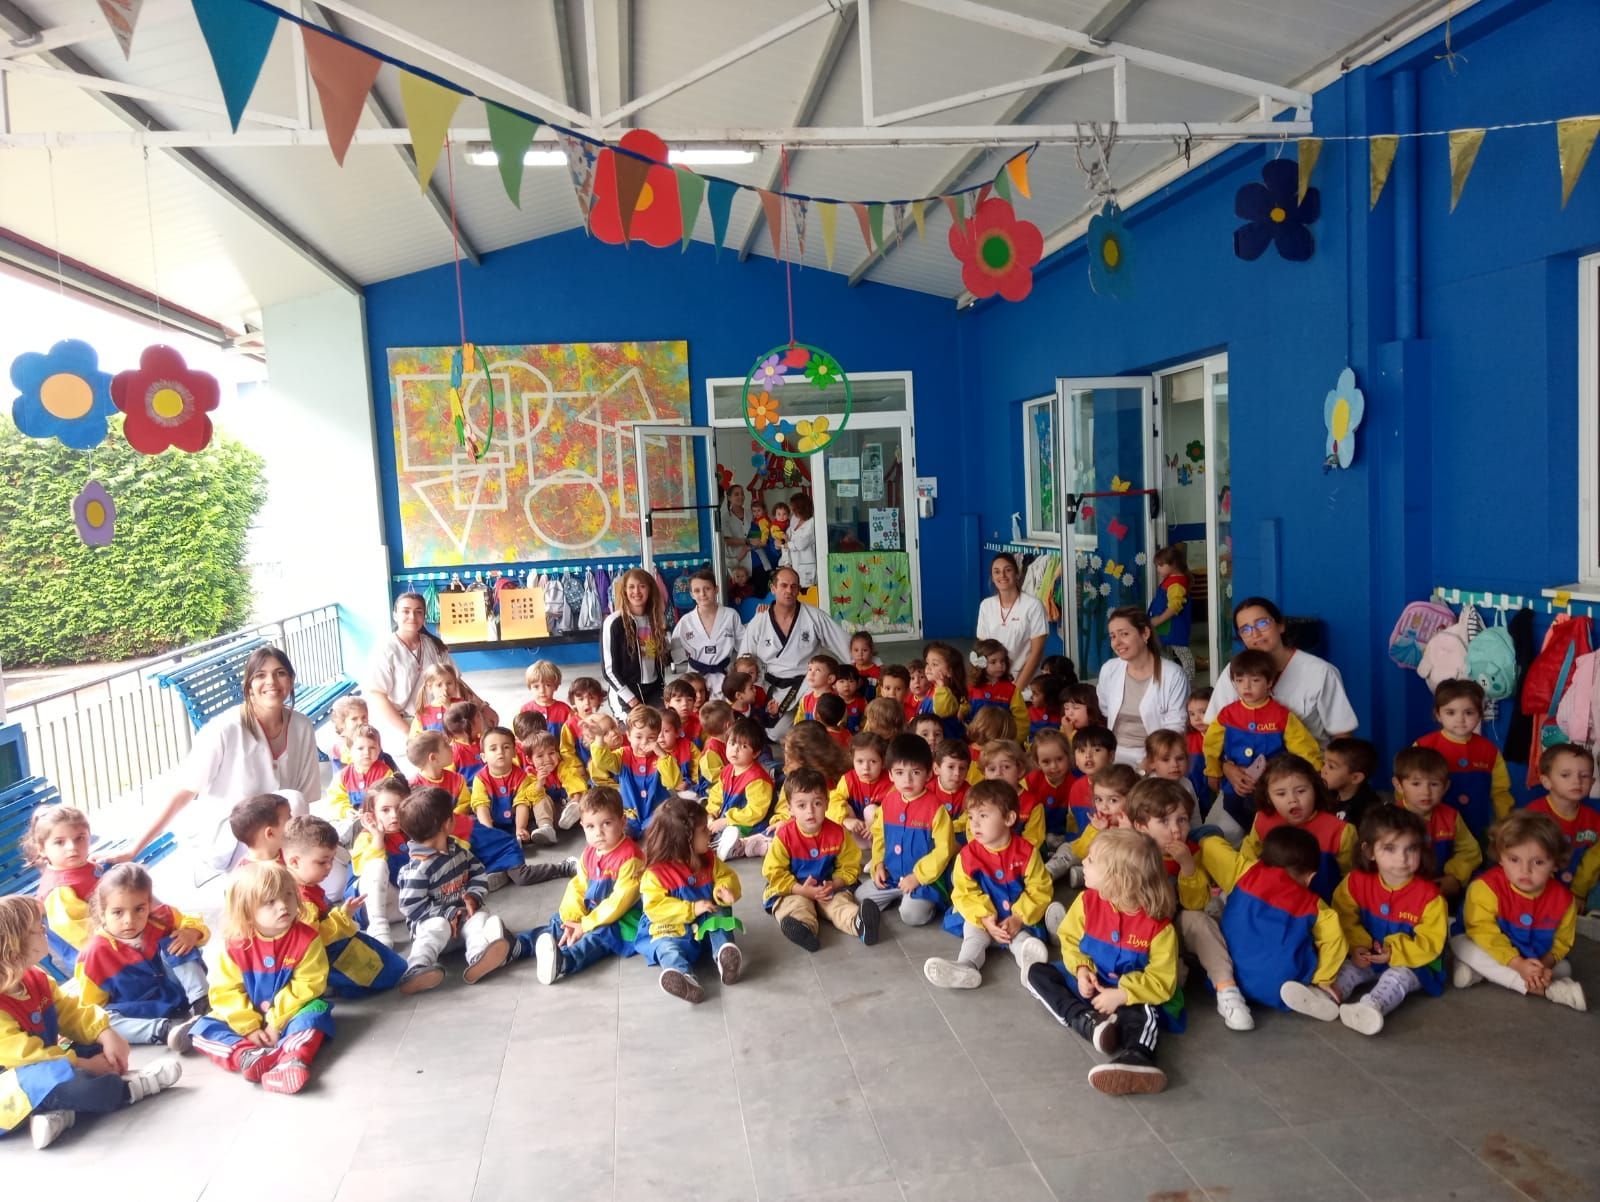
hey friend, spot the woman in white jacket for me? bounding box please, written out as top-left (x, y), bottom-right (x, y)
top-left (779, 492), bottom-right (818, 597)
top-left (1096, 606), bottom-right (1190, 766)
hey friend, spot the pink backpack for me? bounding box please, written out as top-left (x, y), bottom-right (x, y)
top-left (1389, 600), bottom-right (1456, 671)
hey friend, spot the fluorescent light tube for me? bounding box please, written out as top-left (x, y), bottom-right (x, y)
top-left (464, 144), bottom-right (757, 168)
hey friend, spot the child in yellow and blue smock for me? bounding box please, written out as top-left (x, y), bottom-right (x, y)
top-left (593, 707), bottom-right (682, 839)
top-left (967, 638), bottom-right (1029, 741)
top-left (477, 726), bottom-right (555, 844)
top-left (706, 717), bottom-right (777, 861)
top-left (1413, 679), bottom-right (1514, 843)
top-left (191, 861), bottom-right (334, 1096)
top-left (1237, 755), bottom-right (1354, 903)
top-left (1527, 743), bottom-right (1600, 906)
top-left (409, 729), bottom-right (537, 878)
top-left (916, 643), bottom-right (971, 741)
top-left (534, 788), bottom-right (644, 984)
top-left (1391, 746), bottom-right (1481, 905)
top-left (283, 817), bottom-right (406, 999)
top-left (763, 768), bottom-right (877, 952)
top-left (1204, 649), bottom-right (1322, 831)
top-left (25, 804), bottom-right (98, 977)
top-left (637, 797), bottom-right (743, 1004)
top-left (854, 735), bottom-right (954, 928)
top-left (0, 896), bottom-right (183, 1150)
top-left (72, 864), bottom-right (209, 1052)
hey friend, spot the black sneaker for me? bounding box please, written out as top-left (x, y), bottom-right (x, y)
top-left (780, 916), bottom-right (821, 953)
top-left (1087, 1048), bottom-right (1167, 1096)
top-left (856, 897), bottom-right (881, 946)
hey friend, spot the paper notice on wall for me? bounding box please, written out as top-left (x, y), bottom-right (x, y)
top-left (861, 467), bottom-right (884, 501)
top-left (869, 507), bottom-right (901, 550)
top-left (862, 443), bottom-right (883, 472)
top-left (829, 455), bottom-right (860, 481)
top-left (836, 482), bottom-right (860, 498)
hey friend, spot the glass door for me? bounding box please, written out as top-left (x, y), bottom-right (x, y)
top-left (1204, 363), bottom-right (1232, 680)
top-left (1055, 377), bottom-right (1156, 679)
top-left (811, 416), bottom-right (921, 637)
top-left (631, 424), bottom-right (720, 579)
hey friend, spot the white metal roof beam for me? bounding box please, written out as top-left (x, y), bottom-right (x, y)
top-left (306, 3), bottom-right (479, 267)
top-left (596, 1), bottom-right (842, 128)
top-left (738, 2), bottom-right (857, 262)
top-left (896, 0), bottom-right (1311, 110)
top-left (0, 0), bottom-right (359, 295)
top-left (0, 0), bottom-right (183, 60)
top-left (0, 57), bottom-right (303, 128)
top-left (311, 0), bottom-right (592, 128)
top-left (872, 57), bottom-right (1116, 128)
top-left (550, 0), bottom-right (581, 111)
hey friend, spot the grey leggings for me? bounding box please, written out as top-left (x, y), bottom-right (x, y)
top-left (854, 879), bottom-right (939, 926)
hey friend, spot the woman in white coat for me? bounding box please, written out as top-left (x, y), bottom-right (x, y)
top-left (1096, 606), bottom-right (1190, 766)
top-left (779, 492), bottom-right (818, 600)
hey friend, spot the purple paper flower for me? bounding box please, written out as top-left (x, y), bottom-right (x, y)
top-left (73, 479), bottom-right (116, 546)
top-left (753, 353), bottom-right (786, 391)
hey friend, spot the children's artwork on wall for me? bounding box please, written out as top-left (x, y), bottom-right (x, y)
top-left (1022, 395), bottom-right (1057, 540)
top-left (829, 551), bottom-right (912, 633)
top-left (387, 340), bottom-right (695, 567)
top-left (1086, 202), bottom-right (1132, 299)
top-left (1107, 517), bottom-right (1128, 540)
top-left (72, 479), bottom-right (116, 546)
top-left (1233, 157), bottom-right (1320, 262)
top-left (948, 197), bottom-right (1043, 302)
top-left (868, 507), bottom-right (901, 550)
top-left (1322, 366), bottom-right (1366, 471)
top-left (111, 344), bottom-right (219, 454)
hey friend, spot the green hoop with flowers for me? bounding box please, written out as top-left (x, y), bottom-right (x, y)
top-left (740, 342), bottom-right (851, 458)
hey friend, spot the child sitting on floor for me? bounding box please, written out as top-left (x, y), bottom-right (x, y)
top-left (850, 631), bottom-right (882, 699)
top-left (1024, 830), bottom-right (1179, 1095)
top-left (833, 665), bottom-right (867, 733)
top-left (980, 739), bottom-right (1043, 845)
top-left (580, 712), bottom-right (624, 788)
top-left (410, 729), bottom-right (554, 887)
top-left (350, 777), bottom-right (411, 948)
top-left (232, 793), bottom-right (291, 865)
top-left (26, 803), bottom-right (98, 976)
top-left (191, 860), bottom-right (333, 1096)
top-left (663, 678), bottom-right (703, 746)
top-left (863, 697), bottom-right (905, 741)
top-left (796, 654), bottom-right (841, 724)
top-left (855, 734), bottom-right (954, 929)
top-left (638, 796), bottom-right (743, 1004)
top-left (924, 780), bottom-right (1050, 990)
top-left (444, 701), bottom-right (484, 785)
top-left (0, 895), bottom-right (181, 1150)
top-left (658, 706), bottom-right (700, 794)
top-left (877, 663), bottom-right (910, 713)
top-left (706, 718), bottom-right (776, 861)
top-left (283, 816), bottom-right (407, 1000)
top-left (1413, 678), bottom-right (1514, 844)
top-left (327, 694), bottom-right (369, 768)
top-left (763, 768), bottom-right (880, 952)
top-left (562, 676), bottom-right (608, 786)
top-left (594, 706), bottom-right (683, 838)
top-left (1144, 729), bottom-right (1200, 817)
top-left (524, 730), bottom-right (582, 833)
top-left (1450, 811), bottom-right (1586, 1011)
top-left (409, 662), bottom-right (467, 734)
top-left (697, 700), bottom-right (734, 788)
top-left (73, 864), bottom-right (209, 1053)
top-left (809, 692), bottom-right (850, 753)
top-left (1185, 689), bottom-right (1212, 807)
top-left (323, 724), bottom-right (401, 836)
top-left (1205, 649), bottom-right (1322, 835)
top-left (1391, 745), bottom-right (1481, 904)
top-left (534, 788), bottom-right (644, 985)
top-left (1526, 743), bottom-right (1600, 906)
top-left (1239, 755), bottom-right (1355, 903)
top-left (521, 659), bottom-right (573, 729)
top-left (1067, 726), bottom-right (1116, 837)
top-left (967, 638), bottom-right (1029, 742)
top-left (1321, 736), bottom-right (1383, 831)
top-left (1026, 728), bottom-right (1077, 852)
top-left (830, 732), bottom-right (892, 842)
top-left (475, 725), bottom-right (553, 845)
top-left (931, 737), bottom-right (972, 839)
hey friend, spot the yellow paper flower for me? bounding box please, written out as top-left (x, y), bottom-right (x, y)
top-left (747, 391), bottom-right (780, 431)
top-left (796, 416), bottom-right (831, 452)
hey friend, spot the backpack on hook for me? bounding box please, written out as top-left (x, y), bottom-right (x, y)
top-left (1388, 600), bottom-right (1456, 671)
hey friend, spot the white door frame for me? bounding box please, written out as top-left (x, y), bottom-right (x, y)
top-left (630, 423), bottom-right (724, 580)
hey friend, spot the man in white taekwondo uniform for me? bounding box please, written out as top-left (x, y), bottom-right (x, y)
top-left (738, 567), bottom-right (853, 738)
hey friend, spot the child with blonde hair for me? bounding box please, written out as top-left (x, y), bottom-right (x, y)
top-left (1025, 829), bottom-right (1178, 1095)
top-left (534, 788), bottom-right (644, 985)
top-left (521, 659), bottom-right (572, 728)
top-left (863, 697), bottom-right (905, 740)
top-left (965, 707), bottom-right (1015, 778)
top-left (763, 768), bottom-right (879, 952)
top-left (191, 860), bottom-right (334, 1095)
top-left (0, 895), bottom-right (181, 1150)
top-left (323, 723), bottom-right (401, 832)
top-left (1450, 812), bottom-right (1586, 1011)
top-left (924, 781), bottom-right (1049, 989)
top-left (580, 711), bottom-right (624, 788)
top-left (696, 700), bottom-right (734, 787)
top-left (1144, 728), bottom-right (1200, 817)
top-left (771, 720), bottom-right (852, 828)
top-left (74, 864), bottom-right (209, 1053)
top-left (328, 694), bottom-right (379, 768)
top-left (410, 661), bottom-right (468, 733)
top-left (639, 797), bottom-right (743, 1003)
top-left (26, 803), bottom-right (97, 976)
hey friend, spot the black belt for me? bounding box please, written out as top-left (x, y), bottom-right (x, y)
top-left (688, 656), bottom-right (729, 676)
top-left (767, 673), bottom-right (803, 689)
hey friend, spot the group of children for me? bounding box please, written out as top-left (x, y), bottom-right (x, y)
top-left (5, 639), bottom-right (1596, 1149)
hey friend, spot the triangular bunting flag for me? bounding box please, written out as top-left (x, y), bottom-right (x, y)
top-left (976, 182), bottom-right (993, 208)
top-left (706, 178), bottom-right (736, 256)
top-left (791, 198), bottom-right (808, 260)
top-left (851, 202), bottom-right (874, 253)
top-left (556, 134), bottom-right (597, 228)
top-left (1006, 154), bottom-right (1031, 199)
top-left (399, 72), bottom-right (465, 192)
top-left (1369, 135), bottom-right (1398, 209)
top-left (191, 0), bottom-right (280, 132)
top-left (612, 147), bottom-right (652, 241)
top-left (911, 199), bottom-right (926, 239)
top-left (1297, 138), bottom-right (1322, 203)
top-left (820, 202), bottom-right (838, 268)
top-left (891, 202), bottom-right (907, 247)
top-left (302, 27), bottom-right (380, 168)
top-left (1448, 128), bottom-right (1485, 213)
top-left (942, 195), bottom-right (962, 227)
top-left (485, 103), bottom-right (539, 206)
top-left (676, 168), bottom-right (706, 250)
top-left (758, 190), bottom-right (784, 259)
top-left (993, 168), bottom-right (1013, 203)
top-left (868, 202), bottom-right (885, 251)
top-left (97, 0), bottom-right (144, 59)
top-left (1558, 116), bottom-right (1600, 208)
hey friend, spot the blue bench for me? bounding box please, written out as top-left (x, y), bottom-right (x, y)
top-left (154, 637), bottom-right (358, 753)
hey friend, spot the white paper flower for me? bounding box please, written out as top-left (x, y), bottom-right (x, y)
top-left (1135, 551), bottom-right (1147, 566)
top-left (1122, 573), bottom-right (1135, 587)
top-left (1076, 553), bottom-right (1088, 569)
top-left (1090, 555), bottom-right (1102, 570)
top-left (1099, 583), bottom-right (1110, 596)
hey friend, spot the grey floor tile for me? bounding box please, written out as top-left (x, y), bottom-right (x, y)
top-left (897, 1159), bottom-right (1057, 1202)
top-left (870, 1090), bottom-right (1027, 1179)
top-left (996, 1081), bottom-right (1158, 1159)
top-left (1299, 1113), bottom-right (1508, 1201)
top-left (1225, 1038), bottom-right (1411, 1126)
top-left (354, 1087), bottom-right (494, 1168)
top-left (1035, 1144), bottom-right (1205, 1202)
top-left (742, 1086), bottom-right (896, 1198)
top-left (334, 1156), bottom-right (481, 1202)
top-left (767, 1184), bottom-right (904, 1202)
top-left (1166, 1128), bottom-right (1366, 1202)
top-left (475, 1135), bottom-right (616, 1202)
top-left (1128, 1052), bottom-right (1287, 1142)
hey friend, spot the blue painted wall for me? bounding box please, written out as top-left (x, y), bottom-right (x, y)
top-left (363, 227), bottom-right (968, 664)
top-left (954, 0), bottom-right (1600, 770)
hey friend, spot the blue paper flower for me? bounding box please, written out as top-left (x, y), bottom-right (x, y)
top-left (9, 339), bottom-right (116, 449)
top-left (1086, 202), bottom-right (1132, 298)
top-left (1234, 158), bottom-right (1319, 262)
top-left (1323, 367), bottom-right (1366, 470)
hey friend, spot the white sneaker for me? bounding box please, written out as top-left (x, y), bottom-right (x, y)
top-left (1215, 986), bottom-right (1255, 1031)
top-left (1065, 865), bottom-right (1086, 889)
top-left (1014, 934), bottom-right (1048, 982)
top-left (923, 957), bottom-right (982, 989)
top-left (1546, 977), bottom-right (1588, 1012)
top-left (166, 1013), bottom-right (202, 1054)
top-left (485, 871), bottom-right (510, 892)
top-left (1279, 980), bottom-right (1339, 1022)
top-left (714, 827), bottom-right (741, 861)
top-left (534, 932), bottom-right (561, 985)
top-left (1044, 902), bottom-right (1067, 945)
top-left (558, 800), bottom-right (583, 829)
top-left (533, 825), bottom-right (559, 846)
top-left (1451, 960), bottom-right (1483, 990)
top-left (125, 1056), bottom-right (183, 1102)
top-left (30, 1110), bottom-right (75, 1149)
top-left (1338, 1001), bottom-right (1385, 1035)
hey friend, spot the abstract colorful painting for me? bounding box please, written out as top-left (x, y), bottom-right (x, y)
top-left (387, 341), bottom-right (696, 567)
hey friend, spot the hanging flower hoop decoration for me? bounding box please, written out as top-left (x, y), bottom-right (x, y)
top-left (1234, 157), bottom-right (1320, 262)
top-left (10, 339), bottom-right (117, 449)
top-left (449, 342), bottom-right (497, 461)
top-left (1086, 201), bottom-right (1132, 299)
top-left (741, 342), bottom-right (851, 458)
top-left (948, 197), bottom-right (1043, 302)
top-left (111, 344), bottom-right (218, 454)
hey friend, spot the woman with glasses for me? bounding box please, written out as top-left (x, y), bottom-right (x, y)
top-left (1203, 597), bottom-right (1358, 794)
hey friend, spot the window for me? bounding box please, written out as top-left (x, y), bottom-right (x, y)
top-left (1582, 253), bottom-right (1600, 586)
top-left (1021, 395), bottom-right (1058, 541)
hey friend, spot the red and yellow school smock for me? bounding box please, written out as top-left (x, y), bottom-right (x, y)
top-left (1413, 730), bottom-right (1514, 841)
top-left (351, 827), bottom-right (410, 885)
top-left (698, 738), bottom-right (728, 792)
top-left (1013, 786), bottom-right (1047, 847)
top-left (37, 862), bottom-right (99, 974)
top-left (1397, 800), bottom-right (1482, 889)
top-left (471, 765), bottom-right (546, 833)
top-left (297, 883), bottom-right (406, 997)
top-left (918, 685), bottom-right (969, 741)
top-left (1331, 870), bottom-right (1447, 994)
top-left (969, 680), bottom-right (1028, 742)
top-left (942, 834), bottom-right (1051, 938)
top-left (664, 733), bottom-right (700, 793)
top-left (871, 790), bottom-right (954, 907)
top-left (615, 748), bottom-right (683, 836)
top-left (1241, 810), bottom-right (1354, 903)
top-left (1026, 769), bottom-right (1077, 840)
top-left (706, 763), bottom-right (776, 835)
top-left (1056, 889), bottom-right (1179, 1006)
top-left (558, 838), bottom-right (644, 955)
top-left (1526, 796), bottom-right (1600, 902)
top-left (325, 761), bottom-right (402, 819)
top-left (762, 818), bottom-right (861, 909)
top-left (411, 768), bottom-right (473, 815)
top-left (1, 969), bottom-right (112, 1134)
top-left (1066, 775), bottom-right (1097, 838)
top-left (829, 770), bottom-right (893, 825)
top-left (73, 903), bottom-right (209, 1016)
top-left (1204, 698), bottom-right (1322, 820)
top-left (638, 856), bottom-right (741, 941)
top-left (1460, 865), bottom-right (1576, 965)
top-left (931, 779), bottom-right (969, 836)
top-left (190, 921), bottom-right (334, 1054)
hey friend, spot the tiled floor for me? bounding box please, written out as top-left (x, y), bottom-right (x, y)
top-left (7, 665), bottom-right (1598, 1200)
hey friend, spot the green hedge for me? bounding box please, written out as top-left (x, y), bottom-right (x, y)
top-left (0, 416), bottom-right (267, 667)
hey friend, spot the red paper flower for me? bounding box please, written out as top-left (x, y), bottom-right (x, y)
top-left (948, 197), bottom-right (1043, 302)
top-left (589, 129), bottom-right (683, 247)
top-left (111, 344), bottom-right (219, 454)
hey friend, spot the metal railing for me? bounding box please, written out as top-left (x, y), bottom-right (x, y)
top-left (6, 605), bottom-right (346, 816)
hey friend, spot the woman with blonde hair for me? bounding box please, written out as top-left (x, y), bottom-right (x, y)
top-left (601, 567), bottom-right (671, 715)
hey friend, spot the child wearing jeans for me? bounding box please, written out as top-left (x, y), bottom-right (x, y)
top-left (535, 788), bottom-right (644, 985)
top-left (763, 768), bottom-right (881, 952)
top-left (924, 781), bottom-right (1050, 989)
top-left (1450, 812), bottom-right (1586, 1011)
top-left (638, 796), bottom-right (744, 1004)
top-left (0, 896), bottom-right (181, 1150)
top-left (1024, 830), bottom-right (1178, 1095)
